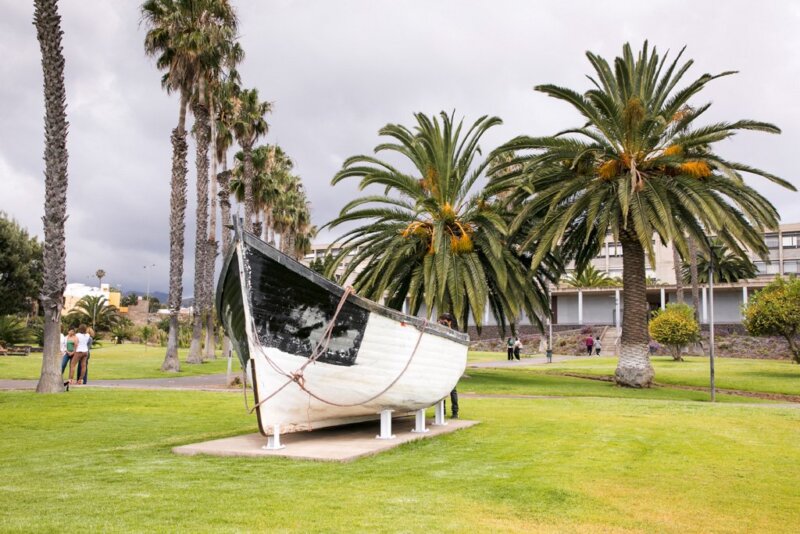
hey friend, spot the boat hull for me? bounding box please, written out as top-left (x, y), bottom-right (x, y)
top-left (216, 226), bottom-right (469, 435)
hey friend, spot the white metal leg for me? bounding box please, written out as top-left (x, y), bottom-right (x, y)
top-left (433, 399), bottom-right (448, 426)
top-left (263, 424), bottom-right (285, 450)
top-left (376, 409), bottom-right (395, 439)
top-left (411, 408), bottom-right (429, 433)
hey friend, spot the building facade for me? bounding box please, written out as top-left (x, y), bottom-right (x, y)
top-left (553, 222), bottom-right (800, 327)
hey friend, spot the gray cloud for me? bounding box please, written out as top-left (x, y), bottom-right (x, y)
top-left (1, 0), bottom-right (798, 294)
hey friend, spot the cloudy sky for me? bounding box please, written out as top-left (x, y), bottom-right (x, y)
top-left (1, 0), bottom-right (798, 295)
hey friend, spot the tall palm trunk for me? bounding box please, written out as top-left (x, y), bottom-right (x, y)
top-left (187, 99), bottom-right (210, 364)
top-left (162, 94), bottom-right (189, 372)
top-left (243, 141), bottom-right (255, 232)
top-left (203, 100), bottom-right (218, 360)
top-left (614, 229), bottom-right (654, 387)
top-left (217, 162), bottom-right (233, 360)
top-left (688, 235), bottom-right (701, 322)
top-left (34, 0), bottom-right (68, 393)
top-left (265, 209), bottom-right (274, 244)
top-left (672, 243), bottom-right (684, 303)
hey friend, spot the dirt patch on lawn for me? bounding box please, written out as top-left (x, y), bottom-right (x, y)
top-left (557, 372), bottom-right (800, 403)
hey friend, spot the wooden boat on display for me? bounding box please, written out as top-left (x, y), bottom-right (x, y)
top-left (215, 223), bottom-right (469, 436)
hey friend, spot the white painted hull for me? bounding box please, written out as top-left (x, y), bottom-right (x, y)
top-left (216, 225), bottom-right (470, 436)
top-left (250, 313), bottom-right (468, 434)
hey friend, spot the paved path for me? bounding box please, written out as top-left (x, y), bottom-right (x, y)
top-left (0, 356), bottom-right (580, 391)
top-left (0, 373), bottom-right (234, 392)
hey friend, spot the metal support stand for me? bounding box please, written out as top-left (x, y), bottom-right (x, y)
top-left (411, 408), bottom-right (429, 433)
top-left (263, 424), bottom-right (285, 450)
top-left (376, 409), bottom-right (395, 439)
top-left (433, 399), bottom-right (448, 426)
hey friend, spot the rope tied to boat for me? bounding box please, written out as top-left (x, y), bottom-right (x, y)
top-left (246, 285), bottom-right (428, 414)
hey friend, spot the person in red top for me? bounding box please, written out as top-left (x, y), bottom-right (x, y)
top-left (584, 335), bottom-right (594, 356)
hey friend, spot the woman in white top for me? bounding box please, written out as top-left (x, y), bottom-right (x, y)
top-left (70, 324), bottom-right (91, 385)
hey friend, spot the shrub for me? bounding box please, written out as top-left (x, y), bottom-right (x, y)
top-left (744, 276), bottom-right (800, 363)
top-left (0, 315), bottom-right (30, 347)
top-left (649, 303), bottom-right (700, 361)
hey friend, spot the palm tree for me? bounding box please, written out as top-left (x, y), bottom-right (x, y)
top-left (325, 111), bottom-right (554, 332)
top-left (142, 0), bottom-right (238, 369)
top-left (203, 66), bottom-right (240, 360)
top-left (494, 42), bottom-right (794, 386)
top-left (95, 269), bottom-right (106, 287)
top-left (682, 240), bottom-right (757, 283)
top-left (214, 78), bottom-right (240, 258)
top-left (67, 295), bottom-right (120, 332)
top-left (562, 265), bottom-right (621, 288)
top-left (34, 0), bottom-right (69, 393)
top-left (232, 88), bottom-right (271, 233)
top-left (231, 145), bottom-right (272, 237)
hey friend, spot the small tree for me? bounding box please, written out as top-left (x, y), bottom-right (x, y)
top-left (744, 276), bottom-right (800, 363)
top-left (648, 303), bottom-right (700, 361)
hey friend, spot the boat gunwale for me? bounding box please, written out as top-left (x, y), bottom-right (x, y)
top-left (215, 223), bottom-right (470, 346)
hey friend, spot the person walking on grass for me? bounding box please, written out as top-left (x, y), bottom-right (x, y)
top-left (70, 325), bottom-right (91, 385)
top-left (61, 328), bottom-right (76, 377)
top-left (594, 336), bottom-right (602, 356)
top-left (507, 337), bottom-right (514, 360)
top-left (81, 327), bottom-right (95, 384)
top-left (513, 336), bottom-right (522, 360)
top-left (584, 334), bottom-right (594, 356)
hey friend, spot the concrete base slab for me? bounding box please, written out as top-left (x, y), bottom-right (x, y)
top-left (173, 417), bottom-right (478, 462)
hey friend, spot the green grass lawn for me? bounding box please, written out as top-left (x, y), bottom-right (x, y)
top-left (460, 369), bottom-right (767, 403)
top-left (537, 356), bottom-right (800, 396)
top-left (468, 352), bottom-right (800, 396)
top-left (1, 388), bottom-right (798, 532)
top-left (0, 343), bottom-right (234, 380)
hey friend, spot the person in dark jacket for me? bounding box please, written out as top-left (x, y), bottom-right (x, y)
top-left (438, 314), bottom-right (459, 418)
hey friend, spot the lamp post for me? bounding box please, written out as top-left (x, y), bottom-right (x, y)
top-left (546, 285), bottom-right (553, 363)
top-left (702, 236), bottom-right (717, 403)
top-left (708, 248), bottom-right (716, 402)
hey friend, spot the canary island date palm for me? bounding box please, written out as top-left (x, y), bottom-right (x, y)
top-left (492, 42), bottom-right (794, 386)
top-left (682, 239), bottom-right (757, 284)
top-left (562, 264), bottom-right (620, 288)
top-left (325, 111), bottom-right (554, 332)
top-left (34, 0), bottom-right (69, 393)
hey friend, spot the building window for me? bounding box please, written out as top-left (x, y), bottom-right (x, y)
top-left (608, 243), bottom-right (623, 257)
top-left (596, 244), bottom-right (606, 259)
top-left (765, 234), bottom-right (780, 249)
top-left (784, 260), bottom-right (799, 274)
top-left (782, 233), bottom-right (799, 248)
top-left (755, 261), bottom-right (781, 275)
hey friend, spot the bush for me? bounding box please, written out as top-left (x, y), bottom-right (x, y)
top-left (744, 276), bottom-right (800, 363)
top-left (0, 315), bottom-right (31, 347)
top-left (649, 303), bottom-right (700, 361)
